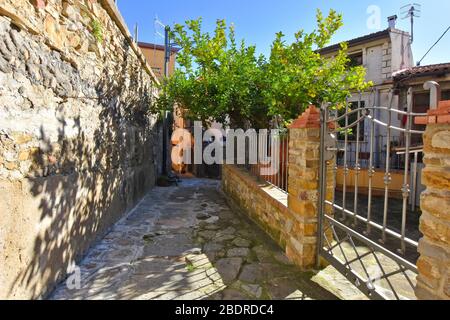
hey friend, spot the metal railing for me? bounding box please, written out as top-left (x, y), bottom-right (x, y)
top-left (336, 135), bottom-right (423, 170)
top-left (318, 87), bottom-right (428, 300)
top-left (242, 134), bottom-right (289, 193)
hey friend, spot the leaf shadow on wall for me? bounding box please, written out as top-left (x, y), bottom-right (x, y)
top-left (7, 38), bottom-right (162, 299)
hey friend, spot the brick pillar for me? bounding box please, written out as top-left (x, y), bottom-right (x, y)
top-left (286, 105), bottom-right (329, 270)
top-left (415, 100), bottom-right (450, 300)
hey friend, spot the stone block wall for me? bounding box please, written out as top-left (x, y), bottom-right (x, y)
top-left (415, 100), bottom-right (450, 300)
top-left (286, 106), bottom-right (335, 269)
top-left (222, 165), bottom-right (290, 249)
top-left (0, 0), bottom-right (162, 299)
top-left (222, 106), bottom-right (332, 270)
top-left (381, 41), bottom-right (392, 80)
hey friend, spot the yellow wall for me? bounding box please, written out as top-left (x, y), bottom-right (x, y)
top-left (336, 168), bottom-right (406, 198)
top-left (139, 46), bottom-right (176, 80)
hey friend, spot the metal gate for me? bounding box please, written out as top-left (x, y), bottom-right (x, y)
top-left (317, 88), bottom-right (427, 300)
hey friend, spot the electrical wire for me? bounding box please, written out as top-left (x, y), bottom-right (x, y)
top-left (417, 25), bottom-right (450, 66)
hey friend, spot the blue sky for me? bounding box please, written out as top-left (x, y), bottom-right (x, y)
top-left (118, 0), bottom-right (450, 66)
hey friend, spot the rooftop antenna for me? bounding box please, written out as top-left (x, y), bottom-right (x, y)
top-left (401, 3), bottom-right (421, 44)
top-left (133, 23), bottom-right (139, 44)
top-left (154, 15), bottom-right (166, 40)
top-left (153, 15), bottom-right (171, 175)
top-left (154, 15), bottom-right (180, 176)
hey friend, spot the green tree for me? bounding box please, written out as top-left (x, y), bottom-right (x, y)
top-left (158, 19), bottom-right (269, 128)
top-left (157, 10), bottom-right (372, 129)
top-left (264, 10), bottom-right (372, 125)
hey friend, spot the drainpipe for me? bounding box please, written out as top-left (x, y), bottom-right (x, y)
top-left (374, 88), bottom-right (381, 168)
top-left (162, 25), bottom-right (171, 175)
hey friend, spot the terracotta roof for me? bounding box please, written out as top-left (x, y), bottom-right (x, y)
top-left (138, 42), bottom-right (180, 53)
top-left (393, 62), bottom-right (450, 80)
top-left (318, 29), bottom-right (391, 55)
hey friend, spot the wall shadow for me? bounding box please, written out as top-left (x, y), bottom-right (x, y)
top-left (7, 35), bottom-right (162, 299)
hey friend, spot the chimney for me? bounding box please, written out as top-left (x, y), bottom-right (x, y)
top-left (388, 15), bottom-right (398, 29)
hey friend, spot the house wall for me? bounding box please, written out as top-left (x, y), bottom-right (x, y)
top-left (0, 0), bottom-right (161, 299)
top-left (366, 43), bottom-right (385, 84)
top-left (223, 106), bottom-right (336, 270)
top-left (322, 37), bottom-right (392, 86)
top-left (222, 165), bottom-right (290, 250)
top-left (139, 45), bottom-right (176, 80)
top-left (414, 101), bottom-right (450, 300)
top-left (390, 29), bottom-right (414, 75)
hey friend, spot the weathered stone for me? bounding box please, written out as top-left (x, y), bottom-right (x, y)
top-left (18, 150), bottom-right (30, 161)
top-left (217, 226), bottom-right (236, 236)
top-left (10, 132), bottom-right (33, 145)
top-left (0, 0), bottom-right (163, 299)
top-left (238, 264), bottom-right (265, 283)
top-left (241, 284), bottom-right (263, 298)
top-left (196, 212), bottom-right (211, 220)
top-left (4, 161), bottom-right (17, 170)
top-left (273, 252), bottom-right (293, 265)
top-left (203, 242), bottom-right (224, 254)
top-left (215, 258), bottom-right (243, 284)
top-left (198, 230), bottom-right (216, 240)
top-left (267, 278), bottom-right (302, 300)
top-left (253, 245), bottom-right (273, 262)
top-left (214, 234), bottom-right (236, 243)
top-left (0, 54), bottom-right (11, 73)
top-left (232, 237), bottom-right (251, 248)
top-left (221, 289), bottom-right (250, 300)
top-left (432, 130), bottom-right (450, 150)
top-left (204, 216), bottom-right (220, 224)
top-left (227, 248), bottom-right (250, 258)
top-left (203, 224), bottom-right (221, 231)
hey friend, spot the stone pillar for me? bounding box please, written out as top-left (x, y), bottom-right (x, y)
top-left (286, 105), bottom-right (325, 270)
top-left (415, 100), bottom-right (450, 300)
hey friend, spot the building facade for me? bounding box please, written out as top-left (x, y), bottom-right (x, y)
top-left (320, 17), bottom-right (450, 169)
top-left (138, 42), bottom-right (179, 81)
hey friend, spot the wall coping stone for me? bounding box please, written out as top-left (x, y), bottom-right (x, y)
top-left (223, 165), bottom-right (289, 213)
top-left (9, 0), bottom-right (159, 85)
top-left (99, 0), bottom-right (159, 85)
top-left (289, 105), bottom-right (320, 129)
top-left (415, 100), bottom-right (450, 125)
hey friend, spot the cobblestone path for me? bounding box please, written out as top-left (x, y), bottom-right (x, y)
top-left (50, 178), bottom-right (361, 300)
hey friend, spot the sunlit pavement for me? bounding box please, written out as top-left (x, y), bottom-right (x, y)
top-left (50, 178), bottom-right (363, 300)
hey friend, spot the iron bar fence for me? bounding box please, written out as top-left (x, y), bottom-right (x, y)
top-left (240, 131), bottom-right (289, 194)
top-left (318, 88), bottom-right (428, 300)
top-left (336, 135), bottom-right (423, 171)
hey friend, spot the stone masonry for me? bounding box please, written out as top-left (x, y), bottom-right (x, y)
top-left (222, 165), bottom-right (290, 252)
top-left (222, 106), bottom-right (335, 271)
top-left (287, 106), bottom-right (334, 269)
top-left (415, 100), bottom-right (450, 300)
top-left (50, 179), bottom-right (340, 301)
top-left (0, 0), bottom-right (161, 299)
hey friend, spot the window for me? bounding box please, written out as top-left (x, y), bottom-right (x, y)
top-left (443, 90), bottom-right (450, 100)
top-left (411, 90), bottom-right (450, 145)
top-left (348, 52), bottom-right (363, 68)
top-left (338, 101), bottom-right (366, 141)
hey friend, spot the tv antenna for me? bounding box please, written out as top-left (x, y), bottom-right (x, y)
top-left (154, 15), bottom-right (166, 40)
top-left (401, 4), bottom-right (421, 44)
top-left (153, 15), bottom-right (180, 175)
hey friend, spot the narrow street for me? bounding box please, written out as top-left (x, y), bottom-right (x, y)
top-left (50, 178), bottom-right (357, 300)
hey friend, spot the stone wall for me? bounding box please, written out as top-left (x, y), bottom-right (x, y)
top-left (381, 41), bottom-right (392, 80)
top-left (222, 106), bottom-right (333, 270)
top-left (0, 0), bottom-right (162, 299)
top-left (222, 165), bottom-right (290, 249)
top-left (415, 100), bottom-right (450, 300)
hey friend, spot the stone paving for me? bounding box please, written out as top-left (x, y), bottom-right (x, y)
top-left (50, 178), bottom-right (362, 300)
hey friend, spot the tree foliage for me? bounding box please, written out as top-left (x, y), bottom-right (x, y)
top-left (157, 10), bottom-right (372, 128)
